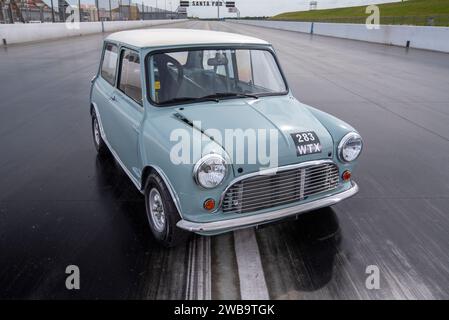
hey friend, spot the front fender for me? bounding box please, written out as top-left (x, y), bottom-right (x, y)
top-left (305, 105), bottom-right (357, 144)
top-left (140, 109), bottom-right (235, 222)
top-left (305, 104), bottom-right (361, 175)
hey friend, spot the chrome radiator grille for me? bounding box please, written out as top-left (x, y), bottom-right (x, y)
top-left (221, 162), bottom-right (340, 214)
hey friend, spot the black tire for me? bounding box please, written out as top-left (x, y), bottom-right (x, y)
top-left (144, 172), bottom-right (190, 247)
top-left (91, 111), bottom-right (109, 156)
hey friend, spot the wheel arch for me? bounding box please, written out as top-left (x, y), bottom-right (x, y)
top-left (141, 166), bottom-right (156, 190)
top-left (141, 165), bottom-right (184, 218)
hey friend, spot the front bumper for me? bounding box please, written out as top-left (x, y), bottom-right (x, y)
top-left (177, 181), bottom-right (359, 234)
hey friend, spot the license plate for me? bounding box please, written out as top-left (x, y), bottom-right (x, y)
top-left (290, 131), bottom-right (322, 156)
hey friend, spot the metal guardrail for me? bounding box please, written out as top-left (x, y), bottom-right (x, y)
top-left (268, 15), bottom-right (449, 27)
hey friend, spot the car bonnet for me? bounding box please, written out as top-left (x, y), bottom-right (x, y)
top-left (172, 95), bottom-right (334, 177)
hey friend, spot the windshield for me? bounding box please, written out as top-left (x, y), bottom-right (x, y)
top-left (148, 48), bottom-right (287, 105)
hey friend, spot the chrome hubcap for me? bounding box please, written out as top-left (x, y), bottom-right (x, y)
top-left (94, 118), bottom-right (100, 146)
top-left (149, 188), bottom-right (166, 232)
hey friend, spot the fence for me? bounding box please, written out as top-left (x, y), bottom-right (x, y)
top-left (270, 15), bottom-right (449, 27)
top-left (0, 0), bottom-right (185, 24)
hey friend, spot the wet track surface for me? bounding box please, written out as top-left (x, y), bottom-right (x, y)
top-left (1, 20), bottom-right (449, 299)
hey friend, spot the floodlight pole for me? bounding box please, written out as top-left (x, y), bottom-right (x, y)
top-left (78, 0), bottom-right (81, 22)
top-left (95, 0), bottom-right (100, 21)
top-left (217, 1), bottom-right (220, 19)
top-left (50, 0), bottom-right (55, 22)
top-left (108, 0), bottom-right (112, 21)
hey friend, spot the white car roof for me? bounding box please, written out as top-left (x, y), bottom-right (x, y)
top-left (105, 28), bottom-right (270, 48)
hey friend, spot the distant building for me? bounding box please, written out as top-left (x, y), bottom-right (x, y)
top-left (0, 0), bottom-right (183, 23)
top-left (310, 1), bottom-right (317, 10)
top-left (99, 7), bottom-right (110, 21)
top-left (111, 4), bottom-right (140, 21)
top-left (80, 3), bottom-right (98, 22)
top-left (2, 0), bottom-right (56, 23)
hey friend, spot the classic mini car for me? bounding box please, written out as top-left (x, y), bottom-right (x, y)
top-left (90, 29), bottom-right (363, 246)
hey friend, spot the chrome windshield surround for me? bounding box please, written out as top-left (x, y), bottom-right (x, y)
top-left (145, 45), bottom-right (290, 107)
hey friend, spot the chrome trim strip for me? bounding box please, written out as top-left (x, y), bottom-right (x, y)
top-left (299, 168), bottom-right (306, 200)
top-left (217, 159), bottom-right (335, 210)
top-left (177, 181), bottom-right (358, 233)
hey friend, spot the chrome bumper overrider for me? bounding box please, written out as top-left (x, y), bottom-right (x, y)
top-left (176, 181), bottom-right (359, 233)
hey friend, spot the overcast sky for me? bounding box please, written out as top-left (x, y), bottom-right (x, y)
top-left (143, 0), bottom-right (402, 18)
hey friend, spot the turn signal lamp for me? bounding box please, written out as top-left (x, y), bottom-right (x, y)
top-left (203, 198), bottom-right (216, 211)
top-left (342, 170), bottom-right (352, 181)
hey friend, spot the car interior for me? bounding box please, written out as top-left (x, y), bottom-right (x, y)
top-left (150, 49), bottom-right (280, 104)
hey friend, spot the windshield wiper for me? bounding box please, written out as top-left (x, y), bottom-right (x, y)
top-left (202, 92), bottom-right (259, 100)
top-left (161, 96), bottom-right (220, 105)
top-left (160, 93), bottom-right (259, 105)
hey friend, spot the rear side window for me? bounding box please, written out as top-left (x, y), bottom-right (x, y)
top-left (118, 49), bottom-right (142, 105)
top-left (101, 43), bottom-right (118, 85)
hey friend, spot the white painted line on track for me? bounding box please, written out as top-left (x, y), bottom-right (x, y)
top-left (233, 229), bottom-right (269, 300)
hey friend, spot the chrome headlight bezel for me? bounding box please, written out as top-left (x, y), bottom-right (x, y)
top-left (193, 154), bottom-right (228, 189)
top-left (338, 132), bottom-right (363, 163)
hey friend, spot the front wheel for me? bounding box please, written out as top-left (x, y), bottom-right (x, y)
top-left (144, 172), bottom-right (190, 247)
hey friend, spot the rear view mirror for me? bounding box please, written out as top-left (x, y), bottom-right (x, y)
top-left (207, 53), bottom-right (228, 66)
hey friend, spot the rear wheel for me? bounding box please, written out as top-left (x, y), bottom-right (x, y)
top-left (144, 172), bottom-right (190, 247)
top-left (91, 111), bottom-right (109, 156)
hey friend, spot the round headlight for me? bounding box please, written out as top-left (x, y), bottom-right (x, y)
top-left (193, 154), bottom-right (227, 189)
top-left (338, 132), bottom-right (363, 162)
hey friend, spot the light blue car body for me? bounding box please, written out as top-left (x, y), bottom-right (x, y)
top-left (90, 38), bottom-right (359, 235)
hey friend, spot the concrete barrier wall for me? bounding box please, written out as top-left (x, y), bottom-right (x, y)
top-left (231, 20), bottom-right (312, 33)
top-left (0, 19), bottom-right (187, 45)
top-left (229, 20), bottom-right (313, 34)
top-left (230, 20), bottom-right (449, 53)
top-left (102, 20), bottom-right (185, 32)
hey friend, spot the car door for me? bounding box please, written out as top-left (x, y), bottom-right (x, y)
top-left (107, 47), bottom-right (144, 182)
top-left (94, 42), bottom-right (119, 141)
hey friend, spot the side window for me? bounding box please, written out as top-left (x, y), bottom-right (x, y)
top-left (118, 49), bottom-right (142, 105)
top-left (101, 43), bottom-right (118, 85)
